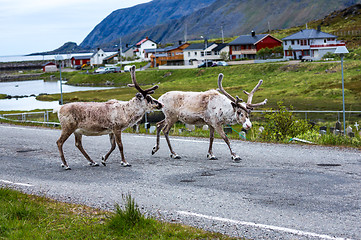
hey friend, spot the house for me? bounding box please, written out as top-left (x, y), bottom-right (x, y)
top-left (134, 37), bottom-right (157, 60)
top-left (282, 28), bottom-right (346, 60)
top-left (42, 62), bottom-right (57, 72)
top-left (123, 45), bottom-right (136, 59)
top-left (103, 53), bottom-right (119, 64)
top-left (90, 48), bottom-right (108, 66)
top-left (149, 43), bottom-right (190, 67)
top-left (70, 55), bottom-right (91, 68)
top-left (183, 42), bottom-right (229, 66)
top-left (228, 31), bottom-right (282, 60)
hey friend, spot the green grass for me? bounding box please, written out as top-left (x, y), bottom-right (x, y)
top-left (37, 61), bottom-right (361, 111)
top-left (0, 187), bottom-right (240, 240)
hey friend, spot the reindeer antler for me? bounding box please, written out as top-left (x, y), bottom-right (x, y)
top-left (128, 65), bottom-right (158, 96)
top-left (243, 79), bottom-right (267, 108)
top-left (218, 73), bottom-right (267, 112)
top-left (217, 73), bottom-right (249, 112)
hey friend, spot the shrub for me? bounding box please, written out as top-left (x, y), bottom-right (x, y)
top-left (260, 101), bottom-right (312, 142)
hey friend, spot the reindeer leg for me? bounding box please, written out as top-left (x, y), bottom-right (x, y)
top-left (74, 132), bottom-right (99, 167)
top-left (214, 125), bottom-right (241, 162)
top-left (113, 130), bottom-right (131, 167)
top-left (207, 126), bottom-right (218, 160)
top-left (163, 119), bottom-right (181, 159)
top-left (152, 119), bottom-right (165, 155)
top-left (101, 133), bottom-right (116, 166)
top-left (56, 128), bottom-right (74, 170)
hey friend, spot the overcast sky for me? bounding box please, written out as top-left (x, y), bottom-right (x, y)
top-left (0, 0), bottom-right (152, 56)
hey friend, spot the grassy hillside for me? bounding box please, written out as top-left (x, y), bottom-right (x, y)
top-left (270, 4), bottom-right (361, 48)
top-left (38, 61), bottom-right (361, 111)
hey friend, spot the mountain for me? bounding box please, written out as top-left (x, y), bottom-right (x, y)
top-left (80, 0), bottom-right (217, 49)
top-left (79, 0), bottom-right (361, 51)
top-left (28, 42), bottom-right (87, 56)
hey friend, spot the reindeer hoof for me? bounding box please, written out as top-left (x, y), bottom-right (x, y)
top-left (152, 147), bottom-right (158, 155)
top-left (61, 164), bottom-right (71, 170)
top-left (207, 154), bottom-right (218, 160)
top-left (170, 154), bottom-right (181, 159)
top-left (121, 162), bottom-right (131, 167)
top-left (101, 162), bottom-right (106, 166)
top-left (232, 156), bottom-right (242, 162)
top-left (89, 162), bottom-right (99, 167)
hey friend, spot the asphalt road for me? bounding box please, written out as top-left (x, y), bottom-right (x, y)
top-left (0, 124), bottom-right (360, 240)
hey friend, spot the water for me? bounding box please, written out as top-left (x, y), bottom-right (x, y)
top-left (0, 79), bottom-right (115, 111)
top-left (0, 53), bottom-right (91, 63)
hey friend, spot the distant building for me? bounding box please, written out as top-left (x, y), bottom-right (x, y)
top-left (103, 53), bottom-right (119, 64)
top-left (135, 37), bottom-right (157, 60)
top-left (90, 48), bottom-right (108, 66)
top-left (229, 31), bottom-right (282, 60)
top-left (42, 62), bottom-right (57, 72)
top-left (282, 28), bottom-right (346, 61)
top-left (70, 55), bottom-right (91, 68)
top-left (149, 43), bottom-right (190, 67)
top-left (123, 45), bottom-right (136, 59)
top-left (183, 42), bottom-right (229, 66)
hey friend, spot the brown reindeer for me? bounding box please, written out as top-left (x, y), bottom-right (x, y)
top-left (152, 73), bottom-right (267, 161)
top-left (54, 66), bottom-right (162, 170)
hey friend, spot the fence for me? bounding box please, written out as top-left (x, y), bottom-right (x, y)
top-left (0, 111), bottom-right (60, 126)
top-left (1, 110), bottom-right (360, 129)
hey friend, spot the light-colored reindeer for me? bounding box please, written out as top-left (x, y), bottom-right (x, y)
top-left (54, 66), bottom-right (162, 170)
top-left (152, 73), bottom-right (267, 161)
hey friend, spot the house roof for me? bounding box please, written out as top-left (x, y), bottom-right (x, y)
top-left (145, 43), bottom-right (189, 53)
top-left (103, 53), bottom-right (118, 61)
top-left (71, 55), bottom-right (91, 60)
top-left (282, 29), bottom-right (337, 40)
top-left (185, 42), bottom-right (221, 51)
top-left (212, 43), bottom-right (228, 52)
top-left (229, 34), bottom-right (269, 45)
top-left (42, 62), bottom-right (55, 67)
top-left (136, 37), bottom-right (156, 46)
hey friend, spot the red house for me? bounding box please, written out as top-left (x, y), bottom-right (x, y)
top-left (70, 55), bottom-right (91, 68)
top-left (229, 31), bottom-right (282, 60)
top-left (42, 62), bottom-right (57, 72)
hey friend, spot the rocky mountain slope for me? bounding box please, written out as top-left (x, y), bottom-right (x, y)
top-left (80, 0), bottom-right (361, 50)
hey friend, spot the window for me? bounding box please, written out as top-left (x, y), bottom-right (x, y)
top-left (324, 39), bottom-right (327, 43)
top-left (201, 51), bottom-right (204, 57)
top-left (285, 41), bottom-right (287, 45)
top-left (188, 52), bottom-right (190, 57)
top-left (195, 52), bottom-right (197, 56)
top-left (291, 40), bottom-right (294, 45)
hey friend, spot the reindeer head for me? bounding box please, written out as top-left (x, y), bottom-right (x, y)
top-left (218, 73), bottom-right (267, 130)
top-left (128, 66), bottom-right (163, 110)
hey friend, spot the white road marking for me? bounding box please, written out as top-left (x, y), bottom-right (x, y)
top-left (0, 179), bottom-right (34, 187)
top-left (177, 211), bottom-right (352, 240)
top-left (0, 125), bottom-right (48, 131)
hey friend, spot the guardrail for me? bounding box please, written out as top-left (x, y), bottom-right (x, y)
top-left (0, 111), bottom-right (60, 126)
top-left (0, 110), bottom-right (360, 127)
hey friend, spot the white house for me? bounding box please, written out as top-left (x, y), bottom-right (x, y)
top-left (90, 49), bottom-right (108, 66)
top-left (183, 42), bottom-right (229, 65)
top-left (134, 37), bottom-right (157, 60)
top-left (282, 28), bottom-right (346, 61)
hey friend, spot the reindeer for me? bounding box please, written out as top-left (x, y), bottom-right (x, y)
top-left (151, 73), bottom-right (267, 161)
top-left (54, 66), bottom-right (162, 170)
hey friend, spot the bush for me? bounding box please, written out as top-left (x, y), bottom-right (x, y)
top-left (260, 101), bottom-right (312, 142)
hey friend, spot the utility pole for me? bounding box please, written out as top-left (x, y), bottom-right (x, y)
top-left (221, 25), bottom-right (224, 43)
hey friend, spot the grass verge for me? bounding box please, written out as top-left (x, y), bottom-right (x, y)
top-left (0, 187), bottom-right (240, 240)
